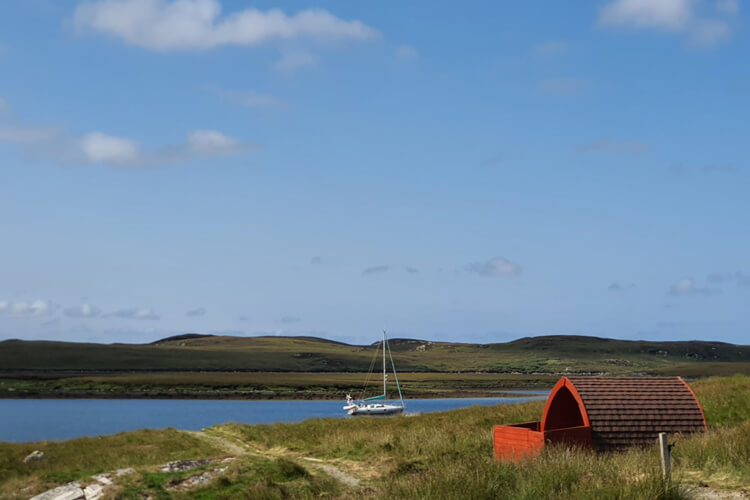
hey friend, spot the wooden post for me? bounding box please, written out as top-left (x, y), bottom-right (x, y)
top-left (659, 432), bottom-right (671, 482)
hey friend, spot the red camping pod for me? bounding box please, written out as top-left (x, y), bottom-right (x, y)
top-left (493, 376), bottom-right (707, 461)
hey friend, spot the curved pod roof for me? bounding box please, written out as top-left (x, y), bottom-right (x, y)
top-left (541, 376), bottom-right (707, 451)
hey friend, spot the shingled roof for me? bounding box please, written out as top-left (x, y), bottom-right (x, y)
top-left (551, 377), bottom-right (707, 451)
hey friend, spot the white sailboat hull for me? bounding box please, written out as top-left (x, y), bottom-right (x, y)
top-left (347, 403), bottom-right (404, 416)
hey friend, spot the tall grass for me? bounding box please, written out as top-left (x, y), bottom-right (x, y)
top-left (0, 375), bottom-right (747, 499)
top-left (216, 375), bottom-right (750, 499)
top-left (692, 374), bottom-right (750, 427)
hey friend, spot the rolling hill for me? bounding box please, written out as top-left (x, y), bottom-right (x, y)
top-left (1, 334), bottom-right (748, 375)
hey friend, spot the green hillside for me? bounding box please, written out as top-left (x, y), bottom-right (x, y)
top-left (1, 334), bottom-right (748, 374)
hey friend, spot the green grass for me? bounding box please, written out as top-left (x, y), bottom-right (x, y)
top-left (1, 334), bottom-right (748, 374)
top-left (1, 375), bottom-right (748, 499)
top-left (689, 374), bottom-right (750, 427)
top-left (206, 375), bottom-right (750, 498)
top-left (0, 429), bottom-right (224, 499)
top-left (0, 371), bottom-right (557, 399)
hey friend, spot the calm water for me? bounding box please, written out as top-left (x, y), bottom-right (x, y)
top-left (0, 396), bottom-right (546, 443)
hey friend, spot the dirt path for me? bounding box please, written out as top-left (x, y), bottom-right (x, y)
top-left (184, 428), bottom-right (363, 488)
top-left (184, 429), bottom-right (249, 456)
top-left (301, 457), bottom-right (361, 487)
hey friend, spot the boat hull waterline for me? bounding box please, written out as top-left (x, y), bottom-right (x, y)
top-left (344, 403), bottom-right (404, 416)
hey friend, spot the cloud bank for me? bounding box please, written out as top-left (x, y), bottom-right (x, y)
top-left (466, 257), bottom-right (521, 277)
top-left (74, 0), bottom-right (380, 51)
top-left (362, 265), bottom-right (389, 275)
top-left (598, 0), bottom-right (738, 47)
top-left (0, 300), bottom-right (57, 317)
top-left (64, 304), bottom-right (102, 318)
top-left (0, 99), bottom-right (252, 167)
top-left (106, 307), bottom-right (161, 320)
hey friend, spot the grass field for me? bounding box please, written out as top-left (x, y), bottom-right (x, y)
top-left (1, 334), bottom-right (749, 374)
top-left (0, 371), bottom-right (558, 399)
top-left (1, 335), bottom-right (749, 400)
top-left (1, 375), bottom-right (748, 499)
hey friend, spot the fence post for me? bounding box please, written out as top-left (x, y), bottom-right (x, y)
top-left (659, 432), bottom-right (671, 482)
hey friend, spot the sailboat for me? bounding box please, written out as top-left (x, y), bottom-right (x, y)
top-left (343, 331), bottom-right (405, 416)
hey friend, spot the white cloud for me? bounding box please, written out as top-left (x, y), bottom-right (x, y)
top-left (608, 282), bottom-right (637, 291)
top-left (74, 0), bottom-right (380, 51)
top-left (272, 49), bottom-right (317, 73)
top-left (81, 132), bottom-right (140, 164)
top-left (533, 41), bottom-right (568, 55)
top-left (0, 100), bottom-right (252, 166)
top-left (187, 129), bottom-right (244, 154)
top-left (577, 138), bottom-right (652, 155)
top-left (668, 278), bottom-right (716, 295)
top-left (107, 307), bottom-right (161, 320)
top-left (466, 257), bottom-right (521, 277)
top-left (599, 0), bottom-right (693, 30)
top-left (708, 271), bottom-right (750, 287)
top-left (362, 265), bottom-right (389, 275)
top-left (396, 45), bottom-right (418, 59)
top-left (186, 307), bottom-right (206, 317)
top-left (598, 0), bottom-right (737, 47)
top-left (64, 304), bottom-right (102, 318)
top-left (0, 300), bottom-right (57, 317)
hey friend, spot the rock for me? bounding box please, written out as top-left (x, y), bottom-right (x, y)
top-left (23, 450), bottom-right (45, 463)
top-left (91, 473), bottom-right (113, 485)
top-left (179, 472), bottom-right (214, 488)
top-left (30, 482), bottom-right (84, 500)
top-left (83, 484), bottom-right (103, 500)
top-left (167, 469), bottom-right (226, 491)
top-left (114, 467), bottom-right (136, 477)
top-left (160, 459), bottom-right (210, 473)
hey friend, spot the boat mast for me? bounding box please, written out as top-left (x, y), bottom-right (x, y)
top-left (383, 330), bottom-right (387, 401)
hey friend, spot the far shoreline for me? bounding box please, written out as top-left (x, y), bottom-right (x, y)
top-left (0, 389), bottom-right (548, 401)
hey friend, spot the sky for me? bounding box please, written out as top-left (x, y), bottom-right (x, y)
top-left (0, 0), bottom-right (748, 345)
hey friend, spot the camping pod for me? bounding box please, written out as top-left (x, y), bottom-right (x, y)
top-left (493, 376), bottom-right (707, 461)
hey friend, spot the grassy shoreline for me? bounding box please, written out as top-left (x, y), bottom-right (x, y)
top-left (1, 375), bottom-right (748, 499)
top-left (0, 371), bottom-right (556, 400)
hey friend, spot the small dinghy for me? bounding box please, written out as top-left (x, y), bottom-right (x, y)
top-left (343, 331), bottom-right (405, 416)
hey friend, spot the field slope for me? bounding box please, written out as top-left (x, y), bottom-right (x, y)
top-left (1, 375), bottom-right (748, 499)
top-left (1, 334), bottom-right (749, 374)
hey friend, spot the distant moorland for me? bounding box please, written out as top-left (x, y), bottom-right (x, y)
top-left (1, 334), bottom-right (748, 399)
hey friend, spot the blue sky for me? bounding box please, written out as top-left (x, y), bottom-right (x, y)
top-left (0, 0), bottom-right (748, 345)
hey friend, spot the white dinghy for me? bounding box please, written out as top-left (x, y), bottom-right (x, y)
top-left (343, 331), bottom-right (405, 416)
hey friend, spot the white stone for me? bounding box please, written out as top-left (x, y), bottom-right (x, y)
top-left (91, 474), bottom-right (113, 485)
top-left (83, 484), bottom-right (103, 500)
top-left (114, 467), bottom-right (136, 476)
top-left (23, 450), bottom-right (45, 463)
top-left (30, 482), bottom-right (84, 500)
